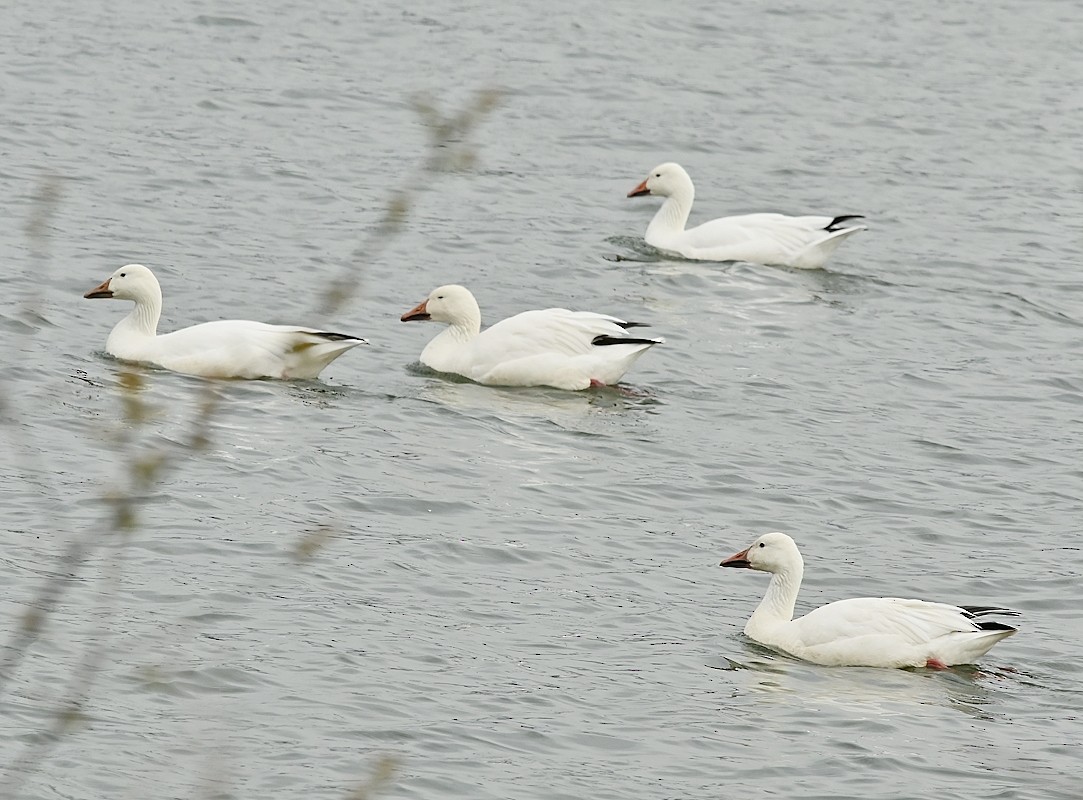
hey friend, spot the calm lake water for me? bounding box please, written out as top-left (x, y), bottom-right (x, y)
top-left (2, 0), bottom-right (1082, 798)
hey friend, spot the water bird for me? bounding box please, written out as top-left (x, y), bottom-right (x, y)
top-left (720, 532), bottom-right (1017, 668)
top-left (400, 284), bottom-right (662, 390)
top-left (84, 264), bottom-right (366, 379)
top-left (627, 162), bottom-right (865, 269)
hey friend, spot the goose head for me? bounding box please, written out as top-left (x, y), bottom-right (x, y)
top-left (720, 532), bottom-right (802, 573)
top-left (84, 264), bottom-right (161, 303)
top-left (401, 284), bottom-right (480, 326)
top-left (627, 162), bottom-right (693, 199)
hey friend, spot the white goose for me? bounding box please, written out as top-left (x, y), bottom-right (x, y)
top-left (720, 532), bottom-right (1017, 668)
top-left (84, 264), bottom-right (366, 379)
top-left (628, 162), bottom-right (866, 269)
top-left (400, 284), bottom-right (662, 390)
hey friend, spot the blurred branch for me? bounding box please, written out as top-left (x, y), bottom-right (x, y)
top-left (293, 524), bottom-right (336, 561)
top-left (0, 369), bottom-right (220, 797)
top-left (344, 756), bottom-right (398, 800)
top-left (3, 88), bottom-right (504, 798)
top-left (318, 88), bottom-right (503, 315)
top-left (0, 177), bottom-right (67, 694)
top-left (24, 176), bottom-right (62, 247)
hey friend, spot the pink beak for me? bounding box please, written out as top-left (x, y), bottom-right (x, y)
top-left (84, 278), bottom-right (113, 299)
top-left (400, 299), bottom-right (430, 322)
top-left (720, 547), bottom-right (752, 568)
top-left (627, 179), bottom-right (650, 198)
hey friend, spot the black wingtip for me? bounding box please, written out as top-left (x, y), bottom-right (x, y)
top-left (591, 335), bottom-right (661, 347)
top-left (961, 605), bottom-right (1020, 618)
top-left (314, 331), bottom-right (365, 342)
top-left (825, 214), bottom-right (866, 232)
top-left (618, 321), bottom-right (651, 329)
top-left (976, 621), bottom-right (1017, 633)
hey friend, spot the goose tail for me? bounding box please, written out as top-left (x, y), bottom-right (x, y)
top-left (825, 214), bottom-right (866, 232)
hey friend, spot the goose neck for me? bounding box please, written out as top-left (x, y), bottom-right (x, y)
top-left (748, 562), bottom-right (803, 629)
top-left (647, 188), bottom-right (694, 237)
top-left (446, 312), bottom-right (481, 342)
top-left (119, 289), bottom-right (162, 338)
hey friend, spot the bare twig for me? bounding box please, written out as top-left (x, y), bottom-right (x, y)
top-left (1, 370), bottom-right (221, 797)
top-left (318, 88), bottom-right (503, 315)
top-left (0, 177), bottom-right (68, 693)
top-left (344, 756), bottom-right (399, 800)
top-left (4, 90), bottom-right (502, 798)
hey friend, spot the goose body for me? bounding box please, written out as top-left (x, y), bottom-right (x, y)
top-left (628, 162), bottom-right (865, 269)
top-left (84, 265), bottom-right (366, 379)
top-left (400, 285), bottom-right (662, 390)
top-left (720, 532), bottom-right (1017, 668)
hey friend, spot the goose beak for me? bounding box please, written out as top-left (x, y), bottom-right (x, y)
top-left (400, 300), bottom-right (431, 322)
top-left (627, 179), bottom-right (650, 198)
top-left (84, 278), bottom-right (114, 299)
top-left (720, 547), bottom-right (752, 568)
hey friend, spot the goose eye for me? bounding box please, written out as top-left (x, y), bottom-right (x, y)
top-left (654, 173), bottom-right (661, 178)
top-left (120, 272), bottom-right (126, 277)
top-left (758, 542), bottom-right (765, 548)
top-left (436, 295), bottom-right (444, 300)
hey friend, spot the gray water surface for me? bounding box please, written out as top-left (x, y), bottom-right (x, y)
top-left (2, 0), bottom-right (1082, 798)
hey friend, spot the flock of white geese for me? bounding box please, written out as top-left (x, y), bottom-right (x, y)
top-left (82, 163), bottom-right (1017, 669)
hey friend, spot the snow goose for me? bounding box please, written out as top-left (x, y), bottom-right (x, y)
top-left (627, 162), bottom-right (865, 269)
top-left (84, 264), bottom-right (366, 379)
top-left (400, 284), bottom-right (662, 390)
top-left (720, 532), bottom-right (1017, 668)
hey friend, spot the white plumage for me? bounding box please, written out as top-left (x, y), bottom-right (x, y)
top-left (84, 264), bottom-right (366, 380)
top-left (400, 284), bottom-right (662, 391)
top-left (628, 162), bottom-right (865, 269)
top-left (720, 532), bottom-right (1017, 668)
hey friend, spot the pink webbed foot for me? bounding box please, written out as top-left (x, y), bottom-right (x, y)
top-left (925, 658), bottom-right (949, 670)
top-left (588, 379), bottom-right (651, 398)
